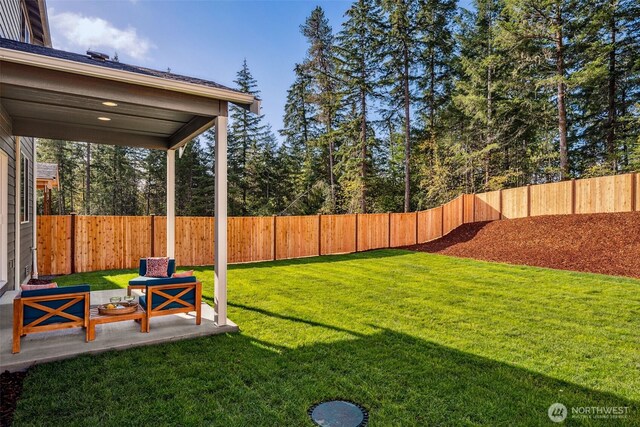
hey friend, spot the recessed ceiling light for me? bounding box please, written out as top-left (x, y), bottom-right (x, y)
top-left (97, 117), bottom-right (111, 121)
top-left (102, 101), bottom-right (118, 107)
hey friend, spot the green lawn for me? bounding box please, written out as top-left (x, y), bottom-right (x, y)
top-left (12, 250), bottom-right (640, 426)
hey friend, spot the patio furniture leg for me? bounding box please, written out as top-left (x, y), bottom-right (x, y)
top-left (12, 299), bottom-right (22, 353)
top-left (196, 282), bottom-right (202, 325)
top-left (87, 323), bottom-right (95, 342)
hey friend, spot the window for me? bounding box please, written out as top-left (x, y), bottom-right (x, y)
top-left (21, 9), bottom-right (30, 44)
top-left (20, 153), bottom-right (29, 223)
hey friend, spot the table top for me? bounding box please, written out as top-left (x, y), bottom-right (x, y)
top-left (89, 304), bottom-right (145, 322)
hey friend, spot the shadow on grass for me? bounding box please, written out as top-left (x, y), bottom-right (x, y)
top-left (229, 301), bottom-right (368, 339)
top-left (14, 325), bottom-right (638, 426)
top-left (222, 248), bottom-right (415, 271)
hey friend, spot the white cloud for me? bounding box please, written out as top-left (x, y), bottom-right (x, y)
top-left (50, 12), bottom-right (153, 60)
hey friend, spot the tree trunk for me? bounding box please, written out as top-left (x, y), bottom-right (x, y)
top-left (620, 73), bottom-right (628, 166)
top-left (606, 5), bottom-right (617, 172)
top-left (403, 45), bottom-right (411, 213)
top-left (429, 47), bottom-right (436, 137)
top-left (485, 6), bottom-right (493, 188)
top-left (328, 120), bottom-right (336, 212)
top-left (555, 7), bottom-right (569, 179)
top-left (360, 84), bottom-right (367, 213)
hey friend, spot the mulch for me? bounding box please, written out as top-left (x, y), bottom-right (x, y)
top-left (404, 212), bottom-right (640, 279)
top-left (1, 371), bottom-right (26, 427)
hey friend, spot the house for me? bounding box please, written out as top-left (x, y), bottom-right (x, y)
top-left (35, 162), bottom-right (58, 215)
top-left (0, 0), bottom-right (51, 296)
top-left (0, 0), bottom-right (259, 331)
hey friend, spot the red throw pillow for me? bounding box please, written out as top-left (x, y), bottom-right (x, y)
top-left (145, 257), bottom-right (169, 278)
top-left (21, 282), bottom-right (58, 291)
top-left (172, 270), bottom-right (193, 278)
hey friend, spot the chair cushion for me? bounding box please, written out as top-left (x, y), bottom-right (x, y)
top-left (128, 276), bottom-right (196, 286)
top-left (21, 284), bottom-right (90, 298)
top-left (139, 287), bottom-right (196, 311)
top-left (21, 282), bottom-right (58, 291)
top-left (138, 258), bottom-right (175, 277)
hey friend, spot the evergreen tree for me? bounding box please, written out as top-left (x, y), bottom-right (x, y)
top-left (223, 60), bottom-right (269, 215)
top-left (90, 145), bottom-right (140, 215)
top-left (335, 0), bottom-right (384, 212)
top-left (301, 6), bottom-right (341, 212)
top-left (501, 0), bottom-right (576, 179)
top-left (176, 140), bottom-right (213, 216)
top-left (140, 149), bottom-right (166, 215)
top-left (379, 0), bottom-right (420, 211)
top-left (570, 0), bottom-right (640, 175)
top-left (279, 64), bottom-right (323, 214)
top-left (413, 0), bottom-right (457, 205)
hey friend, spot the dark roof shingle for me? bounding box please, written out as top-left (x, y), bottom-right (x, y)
top-left (36, 162), bottom-right (58, 180)
top-left (0, 37), bottom-right (239, 93)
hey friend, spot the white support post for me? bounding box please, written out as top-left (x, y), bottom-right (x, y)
top-left (166, 149), bottom-right (176, 259)
top-left (14, 137), bottom-right (20, 290)
top-left (32, 153), bottom-right (38, 279)
top-left (214, 115), bottom-right (228, 326)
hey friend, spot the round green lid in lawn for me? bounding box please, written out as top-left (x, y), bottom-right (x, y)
top-left (308, 400), bottom-right (368, 427)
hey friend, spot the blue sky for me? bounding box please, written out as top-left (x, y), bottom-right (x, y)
top-left (47, 0), bottom-right (472, 137)
top-left (47, 0), bottom-right (354, 135)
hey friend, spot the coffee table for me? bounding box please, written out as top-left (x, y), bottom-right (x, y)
top-left (88, 304), bottom-right (147, 341)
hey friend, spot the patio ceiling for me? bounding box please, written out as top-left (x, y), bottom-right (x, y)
top-left (0, 38), bottom-right (259, 150)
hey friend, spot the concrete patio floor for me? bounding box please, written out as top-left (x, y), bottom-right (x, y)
top-left (0, 289), bottom-right (238, 372)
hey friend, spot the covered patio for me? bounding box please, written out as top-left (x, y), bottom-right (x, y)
top-left (0, 38), bottom-right (258, 368)
top-left (0, 289), bottom-right (238, 372)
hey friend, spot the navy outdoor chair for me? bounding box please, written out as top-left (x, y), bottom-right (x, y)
top-left (127, 258), bottom-right (177, 295)
top-left (13, 285), bottom-right (90, 353)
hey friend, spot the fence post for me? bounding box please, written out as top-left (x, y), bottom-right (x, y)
top-left (499, 189), bottom-right (503, 220)
top-left (70, 212), bottom-right (76, 274)
top-left (387, 212), bottom-right (391, 248)
top-left (272, 215), bottom-right (277, 261)
top-left (461, 195), bottom-right (465, 224)
top-left (150, 214), bottom-right (155, 257)
top-left (440, 205), bottom-right (444, 237)
top-left (526, 185), bottom-right (531, 217)
top-left (354, 213), bottom-right (359, 253)
top-left (415, 210), bottom-right (419, 244)
top-left (318, 214), bottom-right (322, 256)
top-left (571, 178), bottom-right (576, 214)
top-left (631, 173), bottom-right (637, 212)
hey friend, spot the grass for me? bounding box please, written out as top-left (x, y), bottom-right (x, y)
top-left (12, 250), bottom-right (640, 426)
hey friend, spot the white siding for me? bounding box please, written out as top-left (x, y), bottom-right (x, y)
top-left (0, 0), bottom-right (21, 41)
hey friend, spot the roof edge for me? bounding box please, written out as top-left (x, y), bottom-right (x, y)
top-left (0, 46), bottom-right (256, 107)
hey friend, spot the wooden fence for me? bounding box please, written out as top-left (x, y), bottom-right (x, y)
top-left (37, 173), bottom-right (639, 275)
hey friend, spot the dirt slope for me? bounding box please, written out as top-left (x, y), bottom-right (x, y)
top-left (405, 212), bottom-right (640, 279)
